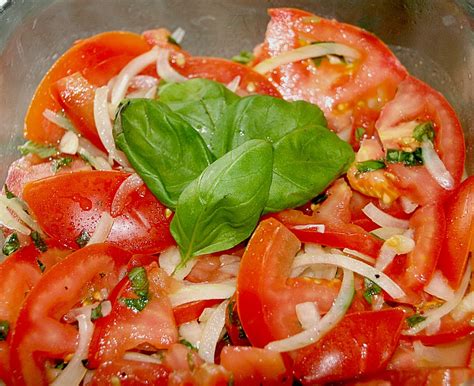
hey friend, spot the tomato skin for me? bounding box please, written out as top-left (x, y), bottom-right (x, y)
top-left (9, 244), bottom-right (132, 386)
top-left (293, 309), bottom-right (405, 384)
top-left (22, 170), bottom-right (175, 254)
top-left (88, 263), bottom-right (178, 368)
top-left (25, 31), bottom-right (151, 145)
top-left (173, 300), bottom-right (221, 326)
top-left (220, 346), bottom-right (291, 386)
top-left (437, 176), bottom-right (474, 288)
top-left (88, 359), bottom-right (169, 386)
top-left (51, 73), bottom-right (103, 150)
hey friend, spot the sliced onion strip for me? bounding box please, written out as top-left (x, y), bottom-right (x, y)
top-left (111, 174), bottom-right (144, 217)
top-left (0, 201), bottom-right (30, 235)
top-left (43, 109), bottom-right (76, 132)
top-left (170, 27), bottom-right (186, 44)
top-left (253, 42), bottom-right (360, 74)
top-left (169, 281), bottom-right (235, 307)
top-left (296, 302), bottom-right (320, 330)
top-left (265, 269), bottom-right (354, 352)
top-left (421, 141), bottom-right (454, 190)
top-left (0, 196), bottom-right (43, 235)
top-left (156, 49), bottom-right (187, 83)
top-left (123, 352), bottom-right (163, 364)
top-left (86, 212), bottom-right (114, 245)
top-left (292, 224), bottom-right (325, 232)
top-left (59, 131), bottom-right (79, 155)
top-left (226, 76), bottom-right (241, 93)
top-left (376, 234), bottom-right (415, 271)
top-left (424, 270), bottom-right (455, 301)
top-left (362, 202), bottom-right (409, 229)
top-left (198, 300), bottom-right (228, 363)
top-left (342, 248), bottom-right (375, 265)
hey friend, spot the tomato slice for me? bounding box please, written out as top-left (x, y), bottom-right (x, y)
top-left (0, 244), bottom-right (70, 383)
top-left (9, 244), bottom-right (131, 386)
top-left (437, 176), bottom-right (474, 288)
top-left (50, 73), bottom-right (103, 150)
top-left (88, 262), bottom-right (177, 368)
top-left (173, 56), bottom-right (282, 97)
top-left (293, 309), bottom-right (405, 384)
top-left (25, 31), bottom-right (151, 145)
top-left (173, 299), bottom-right (221, 326)
top-left (254, 8), bottom-right (407, 140)
top-left (237, 218), bottom-right (343, 347)
top-left (22, 170), bottom-right (175, 254)
top-left (88, 359), bottom-right (169, 386)
top-left (220, 346), bottom-right (291, 386)
top-left (376, 76), bottom-right (465, 205)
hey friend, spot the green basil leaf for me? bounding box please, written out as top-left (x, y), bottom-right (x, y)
top-left (91, 304), bottom-right (103, 321)
top-left (171, 139), bottom-right (273, 262)
top-left (36, 259), bottom-right (46, 273)
top-left (228, 95), bottom-right (327, 149)
top-left (76, 230), bottom-right (90, 248)
top-left (363, 278), bottom-right (382, 304)
top-left (356, 160), bottom-right (386, 174)
top-left (31, 231), bottom-right (48, 253)
top-left (265, 126), bottom-right (354, 212)
top-left (18, 141), bottom-right (57, 159)
top-left (386, 148), bottom-right (423, 166)
top-left (355, 127), bottom-right (366, 141)
top-left (2, 233), bottom-right (19, 256)
top-left (406, 314), bottom-right (426, 327)
top-left (0, 320), bottom-right (10, 341)
top-left (51, 157), bottom-right (73, 173)
top-left (159, 79), bottom-right (239, 158)
top-left (128, 266), bottom-right (149, 299)
top-left (231, 51), bottom-right (254, 65)
top-left (4, 185), bottom-right (15, 199)
top-left (115, 99), bottom-right (214, 209)
top-left (121, 297), bottom-right (149, 312)
top-left (413, 121), bottom-right (435, 143)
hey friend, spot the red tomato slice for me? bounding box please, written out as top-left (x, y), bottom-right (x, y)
top-left (437, 176), bottom-right (474, 288)
top-left (88, 359), bottom-right (169, 386)
top-left (376, 76), bottom-right (465, 205)
top-left (50, 73), bottom-right (103, 150)
top-left (293, 309), bottom-right (405, 384)
top-left (220, 346), bottom-right (291, 386)
top-left (173, 56), bottom-right (282, 97)
top-left (9, 244), bottom-right (131, 386)
top-left (88, 262), bottom-right (177, 368)
top-left (0, 244), bottom-right (70, 383)
top-left (22, 170), bottom-right (175, 254)
top-left (237, 218), bottom-right (344, 347)
top-left (254, 8), bottom-right (407, 140)
top-left (25, 31), bottom-right (151, 145)
top-left (173, 299), bottom-right (221, 326)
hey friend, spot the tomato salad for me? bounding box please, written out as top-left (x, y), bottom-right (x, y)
top-left (0, 7), bottom-right (472, 386)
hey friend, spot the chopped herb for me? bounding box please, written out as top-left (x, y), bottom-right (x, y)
top-left (356, 160), bottom-right (386, 174)
top-left (128, 267), bottom-right (149, 299)
top-left (0, 320), bottom-right (9, 341)
top-left (31, 231), bottom-right (48, 252)
top-left (363, 278), bottom-right (382, 304)
top-left (355, 127), bottom-right (366, 141)
top-left (2, 233), bottom-right (19, 256)
top-left (227, 300), bottom-right (247, 340)
top-left (37, 259), bottom-right (46, 273)
top-left (222, 331), bottom-right (231, 345)
top-left (179, 338), bottom-right (197, 350)
top-left (187, 351), bottom-right (197, 371)
top-left (227, 374), bottom-right (235, 386)
top-left (121, 297), bottom-right (149, 312)
top-left (311, 193), bottom-right (328, 205)
top-left (406, 314), bottom-right (426, 327)
top-left (91, 304), bottom-right (103, 321)
top-left (231, 51), bottom-right (254, 65)
top-left (76, 230), bottom-right (90, 248)
top-left (54, 360), bottom-right (67, 370)
top-left (4, 184), bottom-right (15, 199)
top-left (81, 359), bottom-right (89, 368)
top-left (52, 157), bottom-right (73, 173)
top-left (18, 140), bottom-right (57, 159)
top-left (413, 121), bottom-right (435, 143)
top-left (386, 148), bottom-right (423, 166)
top-left (311, 57), bottom-right (323, 67)
top-left (167, 35), bottom-right (181, 47)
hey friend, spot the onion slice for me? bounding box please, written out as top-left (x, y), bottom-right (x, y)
top-left (403, 261), bottom-right (471, 335)
top-left (376, 234), bottom-right (415, 271)
top-left (265, 269), bottom-right (354, 352)
top-left (198, 300), bottom-right (228, 363)
top-left (111, 173), bottom-right (144, 217)
top-left (86, 212), bottom-right (114, 245)
top-left (170, 27), bottom-right (186, 44)
top-left (253, 42), bottom-right (360, 74)
top-left (342, 248), bottom-right (375, 265)
top-left (292, 253), bottom-right (406, 300)
top-left (226, 76), bottom-right (241, 93)
top-left (0, 200), bottom-right (30, 235)
top-left (156, 49), bottom-right (187, 83)
top-left (421, 141), bottom-right (454, 190)
top-left (43, 109), bottom-right (76, 132)
top-left (59, 131), bottom-right (79, 155)
top-left (424, 270), bottom-right (455, 301)
top-left (362, 203), bottom-right (409, 229)
top-left (51, 311), bottom-right (94, 386)
top-left (0, 196), bottom-right (43, 235)
top-left (292, 224), bottom-right (325, 233)
top-left (123, 352), bottom-right (163, 364)
top-left (169, 281), bottom-right (236, 307)
top-left (296, 302), bottom-right (320, 330)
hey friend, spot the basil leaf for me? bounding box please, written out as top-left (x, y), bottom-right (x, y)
top-left (171, 140), bottom-right (273, 262)
top-left (406, 314), bottom-right (426, 327)
top-left (2, 233), bottom-right (19, 256)
top-left (265, 126), bottom-right (354, 212)
top-left (128, 267), bottom-right (149, 299)
top-left (4, 185), bottom-right (15, 199)
top-left (231, 51), bottom-right (254, 65)
top-left (18, 141), bottom-right (57, 159)
top-left (228, 95), bottom-right (327, 149)
top-left (91, 304), bottom-right (103, 321)
top-left (356, 160), bottom-right (386, 174)
top-left (159, 79), bottom-right (239, 158)
top-left (386, 148), bottom-right (423, 166)
top-left (122, 297), bottom-right (149, 312)
top-left (363, 278), bottom-right (382, 304)
top-left (115, 99), bottom-right (214, 209)
top-left (36, 259), bottom-right (46, 273)
top-left (31, 231), bottom-right (48, 253)
top-left (355, 127), bottom-right (366, 141)
top-left (76, 230), bottom-right (90, 248)
top-left (0, 321), bottom-right (9, 341)
top-left (51, 157), bottom-right (73, 173)
top-left (413, 121), bottom-right (435, 143)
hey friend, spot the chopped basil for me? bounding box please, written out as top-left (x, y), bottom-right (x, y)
top-left (18, 140), bottom-right (57, 159)
top-left (121, 267), bottom-right (150, 312)
top-left (37, 259), bottom-right (46, 273)
top-left (122, 297), bottom-right (149, 312)
top-left (311, 57), bottom-right (323, 67)
top-left (54, 360), bottom-right (67, 370)
top-left (406, 314), bottom-right (426, 327)
top-left (76, 230), bottom-right (90, 248)
top-left (0, 320), bottom-right (9, 341)
top-left (356, 160), bottom-right (386, 174)
top-left (228, 375), bottom-right (235, 386)
top-left (167, 35), bottom-right (181, 47)
top-left (227, 300), bottom-right (247, 340)
top-left (31, 231), bottom-right (47, 252)
top-left (413, 121), bottom-right (435, 143)
top-left (386, 148), bottom-right (423, 166)
top-left (91, 304), bottom-right (103, 321)
top-left (4, 185), bottom-right (15, 199)
top-left (2, 233), bottom-right (19, 256)
top-left (179, 338), bottom-right (197, 350)
top-left (231, 51), bottom-right (254, 65)
top-left (363, 278), bottom-right (382, 304)
top-left (52, 157), bottom-right (73, 173)
top-left (311, 193), bottom-right (328, 205)
top-left (355, 127), bottom-right (366, 141)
